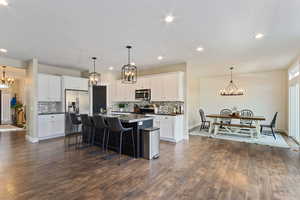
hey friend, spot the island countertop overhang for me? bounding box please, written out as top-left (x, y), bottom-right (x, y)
top-left (99, 114), bottom-right (154, 123)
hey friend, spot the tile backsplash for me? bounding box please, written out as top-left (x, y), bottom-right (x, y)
top-left (38, 102), bottom-right (62, 113)
top-left (112, 101), bottom-right (184, 114)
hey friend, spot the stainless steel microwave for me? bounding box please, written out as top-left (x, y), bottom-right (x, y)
top-left (135, 89), bottom-right (151, 101)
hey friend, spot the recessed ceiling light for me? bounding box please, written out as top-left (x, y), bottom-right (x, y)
top-left (108, 66), bottom-right (114, 70)
top-left (0, 0), bottom-right (8, 6)
top-left (196, 47), bottom-right (204, 52)
top-left (157, 56), bottom-right (163, 60)
top-left (165, 15), bottom-right (174, 23)
top-left (0, 48), bottom-right (7, 53)
top-left (255, 33), bottom-right (264, 39)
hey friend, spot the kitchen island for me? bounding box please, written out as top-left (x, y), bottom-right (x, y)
top-left (97, 114), bottom-right (154, 158)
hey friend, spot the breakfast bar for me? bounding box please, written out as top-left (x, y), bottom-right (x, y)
top-left (98, 114), bottom-right (154, 158)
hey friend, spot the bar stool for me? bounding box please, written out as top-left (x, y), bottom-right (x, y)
top-left (92, 115), bottom-right (108, 151)
top-left (65, 113), bottom-right (82, 148)
top-left (106, 117), bottom-right (136, 164)
top-left (80, 114), bottom-right (94, 147)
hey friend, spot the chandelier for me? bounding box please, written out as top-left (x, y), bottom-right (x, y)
top-left (88, 57), bottom-right (101, 86)
top-left (121, 45), bottom-right (137, 84)
top-left (0, 66), bottom-right (15, 89)
top-left (219, 67), bottom-right (244, 96)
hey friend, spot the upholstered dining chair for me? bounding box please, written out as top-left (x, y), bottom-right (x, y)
top-left (260, 112), bottom-right (278, 140)
top-left (240, 109), bottom-right (254, 126)
top-left (220, 109), bottom-right (232, 125)
top-left (199, 109), bottom-right (210, 131)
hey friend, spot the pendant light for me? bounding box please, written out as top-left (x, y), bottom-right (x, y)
top-left (0, 66), bottom-right (15, 89)
top-left (88, 57), bottom-right (101, 86)
top-left (121, 45), bottom-right (137, 84)
top-left (219, 67), bottom-right (244, 96)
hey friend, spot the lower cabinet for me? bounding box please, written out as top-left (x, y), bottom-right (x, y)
top-left (147, 114), bottom-right (184, 143)
top-left (38, 114), bottom-right (65, 140)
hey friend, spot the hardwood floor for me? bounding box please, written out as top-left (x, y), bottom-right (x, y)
top-left (1, 131), bottom-right (300, 200)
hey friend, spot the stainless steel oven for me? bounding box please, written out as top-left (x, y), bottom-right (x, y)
top-left (135, 89), bottom-right (151, 101)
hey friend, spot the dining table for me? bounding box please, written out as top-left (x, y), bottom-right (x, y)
top-left (206, 114), bottom-right (266, 138)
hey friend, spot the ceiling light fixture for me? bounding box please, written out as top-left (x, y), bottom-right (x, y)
top-left (157, 56), bottom-right (163, 60)
top-left (255, 33), bottom-right (264, 39)
top-left (196, 47), bottom-right (204, 52)
top-left (219, 67), bottom-right (244, 96)
top-left (109, 66), bottom-right (114, 70)
top-left (0, 0), bottom-right (8, 6)
top-left (165, 15), bottom-right (174, 23)
top-left (0, 48), bottom-right (7, 53)
top-left (88, 57), bottom-right (101, 86)
top-left (0, 66), bottom-right (15, 89)
top-left (121, 45), bottom-right (137, 84)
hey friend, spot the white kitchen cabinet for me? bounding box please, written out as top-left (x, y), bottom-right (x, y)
top-left (137, 77), bottom-right (151, 89)
top-left (38, 114), bottom-right (65, 140)
top-left (162, 73), bottom-right (184, 101)
top-left (150, 76), bottom-right (164, 101)
top-left (111, 72), bottom-right (184, 103)
top-left (49, 75), bottom-right (62, 101)
top-left (62, 76), bottom-right (89, 91)
top-left (147, 114), bottom-right (184, 143)
top-left (111, 80), bottom-right (137, 102)
top-left (38, 74), bottom-right (62, 102)
top-left (150, 72), bottom-right (184, 101)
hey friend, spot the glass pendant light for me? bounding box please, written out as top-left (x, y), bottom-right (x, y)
top-left (0, 66), bottom-right (15, 89)
top-left (88, 57), bottom-right (101, 86)
top-left (121, 45), bottom-right (137, 84)
top-left (219, 67), bottom-right (244, 96)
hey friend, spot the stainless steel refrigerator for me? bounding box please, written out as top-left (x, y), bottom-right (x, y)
top-left (65, 89), bottom-right (89, 134)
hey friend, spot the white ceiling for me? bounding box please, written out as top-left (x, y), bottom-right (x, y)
top-left (0, 0), bottom-right (300, 72)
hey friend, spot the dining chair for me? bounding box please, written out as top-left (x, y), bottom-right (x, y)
top-left (220, 109), bottom-right (232, 125)
top-left (106, 117), bottom-right (136, 165)
top-left (240, 109), bottom-right (254, 126)
top-left (260, 112), bottom-right (278, 140)
top-left (199, 109), bottom-right (210, 131)
top-left (92, 115), bottom-right (108, 151)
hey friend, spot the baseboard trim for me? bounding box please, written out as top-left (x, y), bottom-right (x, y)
top-left (26, 135), bottom-right (39, 143)
top-left (189, 123), bottom-right (200, 132)
top-left (38, 133), bottom-right (65, 141)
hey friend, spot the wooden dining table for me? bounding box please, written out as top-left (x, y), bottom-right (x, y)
top-left (206, 114), bottom-right (266, 138)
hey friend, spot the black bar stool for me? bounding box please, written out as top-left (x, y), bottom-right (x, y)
top-left (106, 117), bottom-right (136, 164)
top-left (92, 115), bottom-right (108, 151)
top-left (80, 114), bottom-right (94, 147)
top-left (65, 113), bottom-right (82, 148)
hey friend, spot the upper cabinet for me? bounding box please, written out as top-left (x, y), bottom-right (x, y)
top-left (151, 72), bottom-right (184, 101)
top-left (111, 72), bottom-right (185, 102)
top-left (38, 74), bottom-right (62, 102)
top-left (111, 80), bottom-right (136, 102)
top-left (62, 76), bottom-right (89, 91)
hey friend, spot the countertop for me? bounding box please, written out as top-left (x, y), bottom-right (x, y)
top-left (111, 111), bottom-right (184, 116)
top-left (38, 112), bottom-right (65, 115)
top-left (99, 114), bottom-right (154, 123)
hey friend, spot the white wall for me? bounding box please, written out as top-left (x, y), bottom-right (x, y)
top-left (188, 69), bottom-right (288, 131)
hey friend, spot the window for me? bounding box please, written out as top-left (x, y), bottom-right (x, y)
top-left (289, 62), bottom-right (299, 80)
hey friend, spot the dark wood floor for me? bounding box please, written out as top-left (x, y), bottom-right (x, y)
top-left (1, 131), bottom-right (300, 200)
